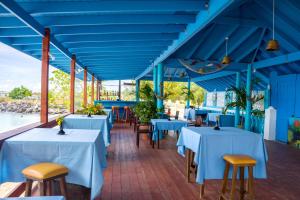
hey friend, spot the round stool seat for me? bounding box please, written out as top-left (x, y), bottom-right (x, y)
top-left (220, 155), bottom-right (257, 200)
top-left (22, 162), bottom-right (68, 180)
top-left (223, 155), bottom-right (256, 166)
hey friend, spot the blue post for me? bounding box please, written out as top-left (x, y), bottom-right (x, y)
top-left (264, 86), bottom-right (270, 109)
top-left (153, 66), bottom-right (158, 96)
top-left (245, 64), bottom-right (252, 131)
top-left (235, 72), bottom-right (241, 127)
top-left (186, 78), bottom-right (191, 108)
top-left (136, 79), bottom-right (140, 102)
top-left (157, 63), bottom-right (164, 110)
top-left (203, 92), bottom-right (207, 107)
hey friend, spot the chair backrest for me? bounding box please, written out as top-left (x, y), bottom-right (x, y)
top-left (219, 115), bottom-right (235, 127)
top-left (167, 108), bottom-right (171, 115)
top-left (175, 111), bottom-right (179, 120)
top-left (195, 116), bottom-right (203, 126)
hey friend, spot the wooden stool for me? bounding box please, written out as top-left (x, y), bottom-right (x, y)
top-left (112, 106), bottom-right (120, 122)
top-left (22, 162), bottom-right (69, 200)
top-left (123, 106), bottom-right (130, 123)
top-left (136, 122), bottom-right (153, 148)
top-left (220, 155), bottom-right (256, 200)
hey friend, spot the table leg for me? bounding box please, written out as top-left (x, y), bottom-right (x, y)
top-left (239, 166), bottom-right (245, 200)
top-left (157, 130), bottom-right (160, 149)
top-left (200, 184), bottom-right (205, 199)
top-left (186, 149), bottom-right (191, 182)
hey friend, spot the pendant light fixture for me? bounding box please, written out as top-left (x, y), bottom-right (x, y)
top-left (266, 0), bottom-right (279, 51)
top-left (222, 37), bottom-right (231, 65)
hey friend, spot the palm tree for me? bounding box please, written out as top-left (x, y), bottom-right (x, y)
top-left (225, 86), bottom-right (264, 120)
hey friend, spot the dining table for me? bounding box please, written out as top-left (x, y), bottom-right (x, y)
top-left (103, 108), bottom-right (113, 125)
top-left (151, 119), bottom-right (188, 148)
top-left (0, 128), bottom-right (107, 200)
top-left (63, 114), bottom-right (111, 146)
top-left (177, 126), bottom-right (267, 197)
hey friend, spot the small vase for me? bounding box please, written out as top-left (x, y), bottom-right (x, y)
top-left (58, 124), bottom-right (65, 135)
top-left (213, 120), bottom-right (220, 130)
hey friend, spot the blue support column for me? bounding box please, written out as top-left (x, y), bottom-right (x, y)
top-left (157, 63), bottom-right (164, 110)
top-left (186, 78), bottom-right (191, 108)
top-left (264, 85), bottom-right (270, 109)
top-left (203, 92), bottom-right (207, 107)
top-left (245, 64), bottom-right (252, 131)
top-left (235, 72), bottom-right (241, 127)
top-left (153, 65), bottom-right (158, 96)
top-left (136, 79), bottom-right (140, 102)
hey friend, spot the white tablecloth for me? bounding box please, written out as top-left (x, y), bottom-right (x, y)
top-left (0, 128), bottom-right (107, 200)
top-left (177, 127), bottom-right (268, 184)
top-left (63, 114), bottom-right (110, 146)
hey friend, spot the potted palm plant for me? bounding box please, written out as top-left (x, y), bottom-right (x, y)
top-left (132, 83), bottom-right (158, 123)
top-left (224, 85), bottom-right (264, 127)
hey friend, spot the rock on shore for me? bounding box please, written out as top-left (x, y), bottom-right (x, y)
top-left (0, 102), bottom-right (68, 114)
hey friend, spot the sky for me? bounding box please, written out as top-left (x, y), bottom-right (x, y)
top-left (0, 42), bottom-right (132, 93)
top-left (0, 42), bottom-right (46, 92)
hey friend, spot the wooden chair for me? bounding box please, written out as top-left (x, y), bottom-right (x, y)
top-left (136, 122), bottom-right (153, 148)
top-left (219, 155), bottom-right (257, 200)
top-left (167, 108), bottom-right (171, 116)
top-left (174, 111), bottom-right (179, 120)
top-left (187, 116), bottom-right (203, 127)
top-left (122, 106), bottom-right (130, 123)
top-left (129, 109), bottom-right (135, 127)
top-left (171, 111), bottom-right (179, 120)
top-left (112, 106), bottom-right (120, 122)
top-left (22, 162), bottom-right (68, 200)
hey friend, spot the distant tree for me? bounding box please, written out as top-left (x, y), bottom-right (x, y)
top-left (9, 86), bottom-right (32, 99)
top-left (49, 70), bottom-right (70, 108)
top-left (140, 80), bottom-right (205, 106)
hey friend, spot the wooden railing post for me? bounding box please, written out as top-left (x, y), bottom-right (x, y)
top-left (40, 28), bottom-right (50, 123)
top-left (91, 74), bottom-right (95, 104)
top-left (70, 55), bottom-right (76, 113)
top-left (83, 68), bottom-right (87, 106)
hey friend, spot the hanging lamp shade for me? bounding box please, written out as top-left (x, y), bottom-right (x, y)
top-left (222, 37), bottom-right (231, 65)
top-left (266, 39), bottom-right (279, 51)
top-left (222, 55), bottom-right (231, 65)
top-left (266, 0), bottom-right (279, 51)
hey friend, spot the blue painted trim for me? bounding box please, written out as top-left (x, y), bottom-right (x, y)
top-left (245, 64), bottom-right (252, 131)
top-left (253, 51), bottom-right (300, 69)
top-left (235, 72), bottom-right (241, 127)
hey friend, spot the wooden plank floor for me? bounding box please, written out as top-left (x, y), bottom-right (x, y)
top-left (97, 123), bottom-right (300, 200)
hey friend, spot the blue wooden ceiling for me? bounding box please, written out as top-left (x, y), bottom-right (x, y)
top-left (1, 0), bottom-right (300, 91)
top-left (141, 0), bottom-right (300, 91)
top-left (0, 0), bottom-right (207, 80)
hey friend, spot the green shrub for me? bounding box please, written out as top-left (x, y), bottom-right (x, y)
top-left (76, 104), bottom-right (107, 115)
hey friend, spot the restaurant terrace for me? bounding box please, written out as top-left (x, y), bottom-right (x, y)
top-left (0, 0), bottom-right (300, 200)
